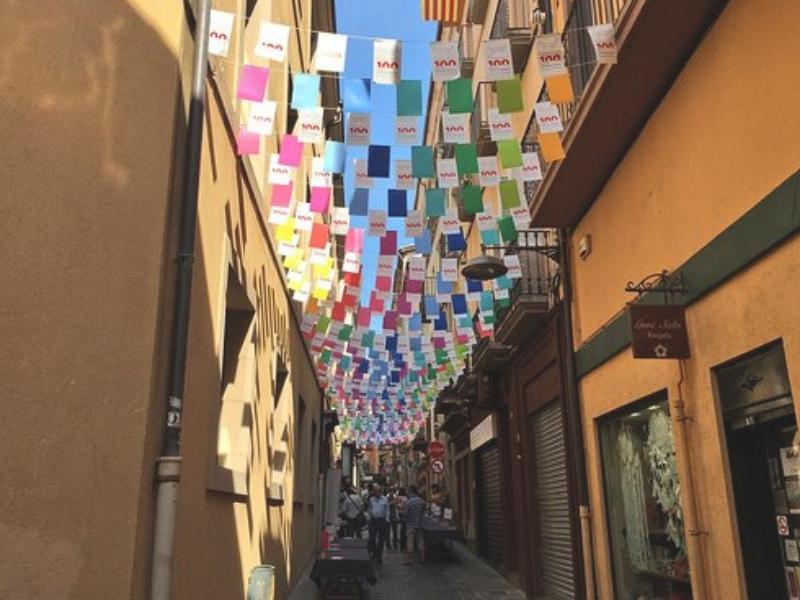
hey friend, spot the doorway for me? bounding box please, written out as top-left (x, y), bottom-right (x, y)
top-left (718, 342), bottom-right (799, 599)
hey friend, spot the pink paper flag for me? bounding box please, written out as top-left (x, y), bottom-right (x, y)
top-left (278, 134), bottom-right (303, 167)
top-left (236, 128), bottom-right (260, 155)
top-left (345, 228), bottom-right (364, 253)
top-left (433, 337), bottom-right (446, 349)
top-left (237, 65), bottom-right (270, 101)
top-left (271, 182), bottom-right (293, 207)
top-left (380, 230), bottom-right (398, 255)
top-left (370, 291), bottom-right (385, 313)
top-left (376, 276), bottom-right (392, 292)
top-left (358, 307), bottom-right (372, 328)
top-left (310, 186), bottom-right (331, 213)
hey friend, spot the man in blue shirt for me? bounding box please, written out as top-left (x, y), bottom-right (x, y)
top-left (367, 485), bottom-right (390, 563)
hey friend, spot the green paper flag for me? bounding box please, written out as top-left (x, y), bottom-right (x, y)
top-left (461, 185), bottom-right (483, 215)
top-left (337, 324), bottom-right (353, 341)
top-left (425, 188), bottom-right (446, 217)
top-left (497, 297), bottom-right (511, 308)
top-left (499, 179), bottom-right (521, 208)
top-left (397, 80), bottom-right (423, 117)
top-left (447, 79), bottom-right (473, 114)
top-left (320, 349), bottom-right (332, 364)
top-left (455, 143), bottom-right (479, 176)
top-left (496, 77), bottom-right (524, 114)
top-left (316, 315), bottom-right (330, 333)
top-left (411, 145), bottom-right (435, 178)
top-left (497, 139), bottom-right (523, 169)
top-left (497, 215), bottom-right (519, 242)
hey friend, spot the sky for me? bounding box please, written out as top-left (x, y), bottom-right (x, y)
top-left (334, 0), bottom-right (437, 307)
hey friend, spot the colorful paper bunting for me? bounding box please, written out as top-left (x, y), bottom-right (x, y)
top-left (208, 10), bottom-right (235, 57)
top-left (256, 22), bottom-right (290, 62)
top-left (367, 145), bottom-right (391, 178)
top-left (291, 74), bottom-right (320, 109)
top-left (497, 138), bottom-right (523, 169)
top-left (454, 143), bottom-right (479, 176)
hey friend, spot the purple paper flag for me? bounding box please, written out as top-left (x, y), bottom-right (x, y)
top-left (380, 230), bottom-right (398, 255)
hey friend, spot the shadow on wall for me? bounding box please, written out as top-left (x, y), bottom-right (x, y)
top-left (0, 1), bottom-right (188, 599)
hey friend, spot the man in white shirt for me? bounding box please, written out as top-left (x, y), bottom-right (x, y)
top-left (339, 485), bottom-right (365, 538)
top-left (367, 485), bottom-right (390, 563)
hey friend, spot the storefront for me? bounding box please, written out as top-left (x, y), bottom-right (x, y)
top-left (471, 414), bottom-right (505, 566)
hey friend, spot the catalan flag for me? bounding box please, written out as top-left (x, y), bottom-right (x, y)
top-left (421, 0), bottom-right (464, 24)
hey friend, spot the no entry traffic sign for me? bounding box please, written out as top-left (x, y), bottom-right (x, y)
top-left (431, 459), bottom-right (445, 474)
top-left (428, 440), bottom-right (446, 460)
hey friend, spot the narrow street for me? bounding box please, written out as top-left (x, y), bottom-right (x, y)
top-left (290, 544), bottom-right (525, 600)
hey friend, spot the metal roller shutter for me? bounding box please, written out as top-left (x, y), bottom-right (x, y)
top-left (533, 401), bottom-right (576, 599)
top-left (476, 442), bottom-right (504, 566)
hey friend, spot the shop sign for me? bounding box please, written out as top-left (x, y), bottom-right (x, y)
top-left (431, 459), bottom-right (445, 474)
top-left (778, 515), bottom-right (790, 537)
top-left (428, 440), bottom-right (446, 460)
top-left (629, 305), bottom-right (690, 359)
top-left (470, 414), bottom-right (497, 451)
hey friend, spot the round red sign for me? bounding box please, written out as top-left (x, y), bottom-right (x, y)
top-left (428, 440), bottom-right (446, 460)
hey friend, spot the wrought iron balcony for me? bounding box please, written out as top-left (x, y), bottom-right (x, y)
top-left (491, 229), bottom-right (560, 346)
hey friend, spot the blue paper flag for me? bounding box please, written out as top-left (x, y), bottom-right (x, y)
top-left (409, 313), bottom-right (422, 331)
top-left (434, 311), bottom-right (448, 331)
top-left (447, 232), bottom-right (467, 252)
top-left (291, 74), bottom-right (321, 109)
top-left (437, 273), bottom-right (453, 294)
top-left (323, 141), bottom-right (347, 173)
top-left (424, 295), bottom-right (438, 317)
top-left (367, 145), bottom-right (391, 178)
top-left (466, 278), bottom-right (483, 293)
top-left (452, 294), bottom-right (467, 314)
top-left (350, 188), bottom-right (369, 215)
top-left (414, 229), bottom-right (432, 254)
top-left (343, 78), bottom-right (371, 112)
top-left (387, 189), bottom-right (408, 216)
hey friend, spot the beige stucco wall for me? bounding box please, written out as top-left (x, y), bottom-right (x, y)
top-left (0, 1), bottom-right (184, 598)
top-left (571, 1), bottom-right (800, 598)
top-left (570, 0), bottom-right (800, 345)
top-left (171, 80), bottom-right (323, 599)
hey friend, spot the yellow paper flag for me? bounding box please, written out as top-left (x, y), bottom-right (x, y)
top-left (276, 218), bottom-right (295, 242)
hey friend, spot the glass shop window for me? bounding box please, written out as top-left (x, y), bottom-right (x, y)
top-left (600, 394), bottom-right (692, 600)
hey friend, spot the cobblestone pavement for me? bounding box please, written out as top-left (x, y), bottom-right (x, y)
top-left (288, 543), bottom-right (527, 600)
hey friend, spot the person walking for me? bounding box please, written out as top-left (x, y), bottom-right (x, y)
top-left (393, 487), bottom-right (408, 551)
top-left (340, 485), bottom-right (366, 538)
top-left (404, 486), bottom-right (427, 565)
top-left (367, 485), bottom-right (390, 563)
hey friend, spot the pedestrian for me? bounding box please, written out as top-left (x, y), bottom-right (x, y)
top-left (339, 485), bottom-right (366, 538)
top-left (393, 487), bottom-right (408, 551)
top-left (404, 485), bottom-right (427, 565)
top-left (367, 485), bottom-right (390, 563)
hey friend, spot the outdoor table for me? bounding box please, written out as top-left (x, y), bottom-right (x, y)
top-left (420, 518), bottom-right (463, 561)
top-left (310, 543), bottom-right (376, 600)
top-left (328, 538), bottom-right (368, 550)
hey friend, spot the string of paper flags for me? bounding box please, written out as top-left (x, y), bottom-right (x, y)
top-left (210, 6), bottom-right (618, 446)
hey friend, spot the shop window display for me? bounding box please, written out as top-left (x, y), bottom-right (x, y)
top-left (600, 395), bottom-right (692, 600)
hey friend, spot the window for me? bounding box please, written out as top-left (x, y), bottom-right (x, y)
top-left (209, 266), bottom-right (256, 496)
top-left (294, 395), bottom-right (307, 501)
top-left (599, 393), bottom-right (692, 599)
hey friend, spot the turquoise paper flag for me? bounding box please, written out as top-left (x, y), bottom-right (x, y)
top-left (425, 188), bottom-right (445, 217)
top-left (411, 146), bottom-right (435, 178)
top-left (397, 80), bottom-right (423, 117)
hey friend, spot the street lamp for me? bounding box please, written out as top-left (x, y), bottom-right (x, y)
top-left (460, 254), bottom-right (508, 281)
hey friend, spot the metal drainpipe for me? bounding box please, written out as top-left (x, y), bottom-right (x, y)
top-left (558, 229), bottom-right (596, 600)
top-left (151, 1), bottom-right (211, 599)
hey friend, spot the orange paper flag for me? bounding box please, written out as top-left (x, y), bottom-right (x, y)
top-left (546, 72), bottom-right (575, 104)
top-left (538, 132), bottom-right (566, 162)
